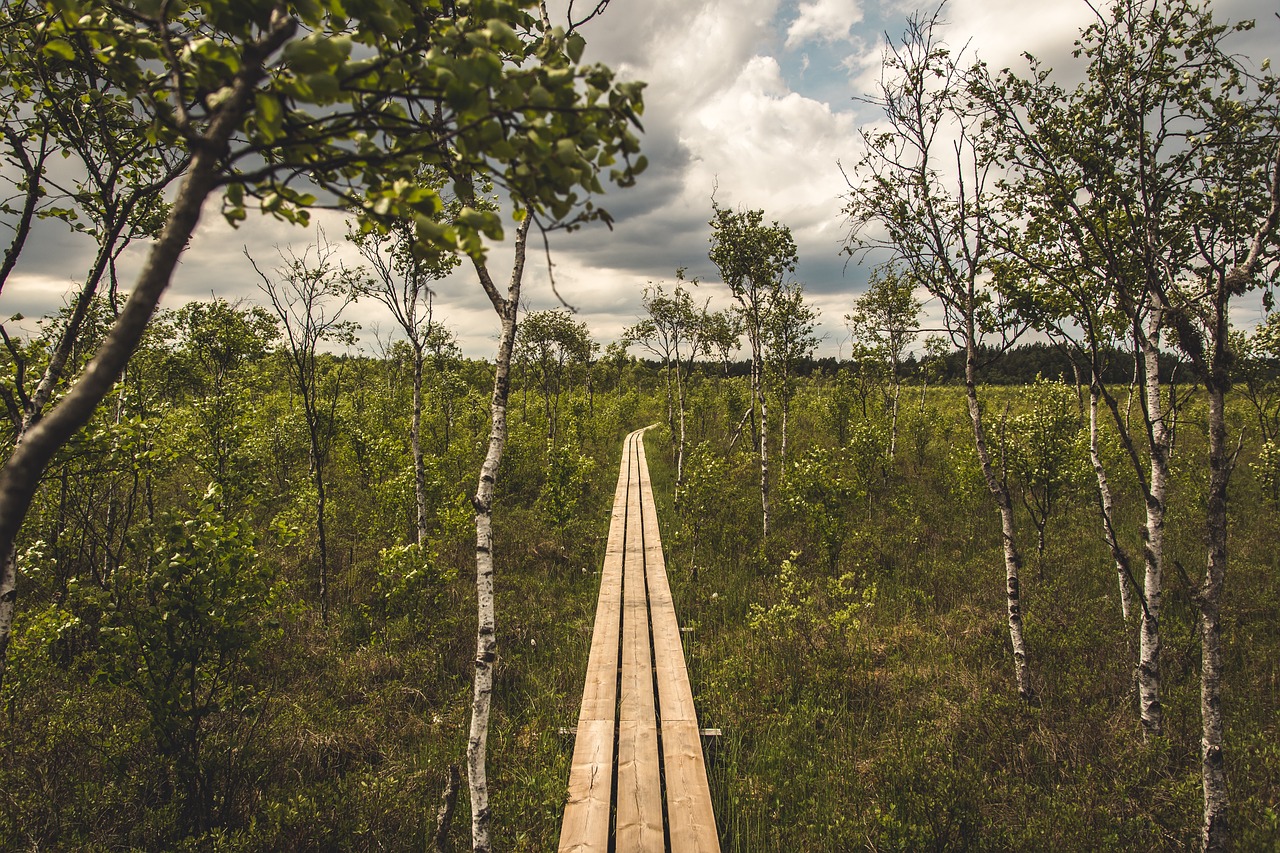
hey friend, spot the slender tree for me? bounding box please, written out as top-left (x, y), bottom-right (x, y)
top-left (709, 204), bottom-right (798, 540)
top-left (463, 210), bottom-right (532, 853)
top-left (846, 264), bottom-right (921, 461)
top-left (515, 309), bottom-right (595, 445)
top-left (351, 189), bottom-right (460, 546)
top-left (1178, 122), bottom-right (1280, 853)
top-left (249, 234), bottom-right (359, 621)
top-left (625, 271), bottom-right (711, 486)
top-left (842, 8), bottom-right (1034, 700)
top-left (764, 279), bottom-right (820, 467)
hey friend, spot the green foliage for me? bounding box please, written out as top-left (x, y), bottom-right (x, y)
top-left (32, 0), bottom-right (646, 247)
top-left (747, 552), bottom-right (876, 655)
top-left (1005, 377), bottom-right (1089, 556)
top-left (372, 542), bottom-right (457, 622)
top-left (1253, 440), bottom-right (1280, 502)
top-left (846, 264), bottom-right (922, 378)
top-left (535, 441), bottom-right (596, 538)
top-left (782, 446), bottom-right (861, 571)
top-left (100, 485), bottom-right (276, 833)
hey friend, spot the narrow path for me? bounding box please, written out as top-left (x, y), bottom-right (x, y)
top-left (559, 428), bottom-right (720, 853)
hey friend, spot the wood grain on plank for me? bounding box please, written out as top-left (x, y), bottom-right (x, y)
top-left (660, 722), bottom-right (721, 853)
top-left (561, 427), bottom-right (719, 852)
top-left (559, 433), bottom-right (635, 852)
top-left (616, 434), bottom-right (663, 850)
top-left (637, 431), bottom-right (721, 852)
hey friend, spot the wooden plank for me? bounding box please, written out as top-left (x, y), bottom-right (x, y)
top-left (636, 431), bottom-right (722, 853)
top-left (615, 719), bottom-right (664, 851)
top-left (636, 434), bottom-right (698, 724)
top-left (559, 432), bottom-right (637, 853)
top-left (574, 437), bottom-right (631, 723)
top-left (660, 722), bottom-right (721, 853)
top-left (616, 435), bottom-right (663, 851)
top-left (561, 427), bottom-right (719, 853)
top-left (559, 718), bottom-right (616, 852)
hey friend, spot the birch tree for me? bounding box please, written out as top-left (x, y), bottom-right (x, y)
top-left (846, 265), bottom-right (921, 461)
top-left (977, 0), bottom-right (1277, 743)
top-left (978, 23), bottom-right (1179, 732)
top-left (1175, 84), bottom-right (1280, 852)
top-left (350, 190), bottom-right (460, 546)
top-left (842, 8), bottom-right (1034, 700)
top-left (462, 212), bottom-right (532, 853)
top-left (709, 205), bottom-right (798, 541)
top-left (980, 3), bottom-right (1280, 842)
top-left (624, 271), bottom-right (710, 487)
top-left (764, 279), bottom-right (820, 467)
top-left (515, 309), bottom-right (595, 445)
top-left (249, 235), bottom-right (359, 621)
top-left (0, 0), bottom-right (645, 694)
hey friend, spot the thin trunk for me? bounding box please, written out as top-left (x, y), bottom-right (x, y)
top-left (0, 130), bottom-right (49, 293)
top-left (1138, 317), bottom-right (1167, 739)
top-left (727, 405), bottom-right (752, 454)
top-left (412, 350), bottom-right (428, 545)
top-left (675, 361), bottom-right (688, 488)
top-left (664, 358), bottom-right (675, 436)
top-left (1197, 148), bottom-right (1280, 848)
top-left (0, 11), bottom-right (297, 688)
top-left (754, 346), bottom-right (771, 540)
top-left (466, 214), bottom-right (531, 853)
top-left (780, 385), bottom-right (788, 466)
top-left (310, 422), bottom-right (330, 622)
top-left (965, 336), bottom-right (1033, 700)
top-left (889, 378), bottom-right (901, 462)
top-left (1090, 384), bottom-right (1136, 622)
top-left (434, 763), bottom-right (462, 853)
top-left (1200, 381), bottom-right (1229, 852)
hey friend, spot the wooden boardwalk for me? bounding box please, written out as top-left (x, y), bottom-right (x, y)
top-left (559, 428), bottom-right (720, 853)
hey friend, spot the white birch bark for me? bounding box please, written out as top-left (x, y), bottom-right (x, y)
top-left (889, 378), bottom-right (901, 462)
top-left (965, 337), bottom-right (1033, 700)
top-left (1195, 161), bottom-right (1280, 845)
top-left (1200, 383), bottom-right (1229, 851)
top-left (412, 350), bottom-right (429, 545)
top-left (752, 341), bottom-right (771, 540)
top-left (465, 215), bottom-right (531, 853)
top-left (675, 364), bottom-right (688, 487)
top-left (1089, 384), bottom-right (1135, 622)
top-left (1137, 315), bottom-right (1168, 739)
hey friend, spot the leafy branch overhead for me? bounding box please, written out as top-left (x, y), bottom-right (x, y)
top-left (37, 0), bottom-right (647, 254)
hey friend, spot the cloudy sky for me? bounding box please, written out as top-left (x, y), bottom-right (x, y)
top-left (4, 0), bottom-right (1277, 357)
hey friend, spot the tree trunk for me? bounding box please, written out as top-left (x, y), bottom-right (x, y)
top-left (0, 13), bottom-right (297, 688)
top-left (1200, 380), bottom-right (1229, 851)
top-left (754, 346), bottom-right (771, 540)
top-left (674, 361), bottom-right (688, 488)
top-left (1089, 384), bottom-right (1135, 622)
top-left (1137, 318), bottom-right (1168, 739)
top-left (965, 337), bottom-right (1033, 700)
top-left (466, 214), bottom-right (531, 853)
top-left (889, 377), bottom-right (901, 462)
top-left (412, 350), bottom-right (429, 545)
top-left (780, 383), bottom-right (789, 466)
top-left (434, 763), bottom-right (462, 852)
top-left (312, 440), bottom-right (329, 621)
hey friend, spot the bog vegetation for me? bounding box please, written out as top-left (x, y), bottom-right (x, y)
top-left (1, 0), bottom-right (1279, 851)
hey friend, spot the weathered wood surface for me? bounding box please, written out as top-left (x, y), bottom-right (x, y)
top-left (559, 428), bottom-right (720, 853)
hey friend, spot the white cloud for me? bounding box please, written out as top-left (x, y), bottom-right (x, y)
top-left (786, 0), bottom-right (865, 49)
top-left (8, 0), bottom-right (1279, 359)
